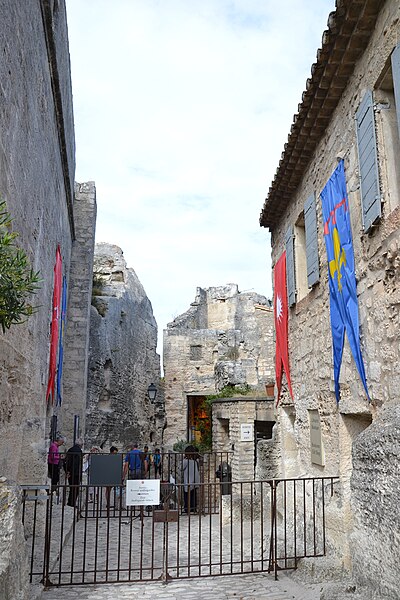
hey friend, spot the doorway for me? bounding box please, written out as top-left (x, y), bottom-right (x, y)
top-left (187, 395), bottom-right (211, 447)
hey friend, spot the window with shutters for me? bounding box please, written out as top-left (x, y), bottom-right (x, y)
top-left (373, 46), bottom-right (400, 214)
top-left (285, 226), bottom-right (296, 307)
top-left (355, 90), bottom-right (381, 232)
top-left (356, 46), bottom-right (400, 231)
top-left (304, 194), bottom-right (320, 288)
top-left (285, 199), bottom-right (320, 306)
top-left (294, 213), bottom-right (308, 302)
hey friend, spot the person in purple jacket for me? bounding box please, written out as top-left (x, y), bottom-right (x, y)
top-left (47, 435), bottom-right (65, 491)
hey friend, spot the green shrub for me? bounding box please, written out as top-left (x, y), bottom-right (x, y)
top-left (0, 201), bottom-right (40, 332)
top-left (172, 439), bottom-right (189, 452)
top-left (92, 271), bottom-right (105, 297)
top-left (206, 384), bottom-right (251, 406)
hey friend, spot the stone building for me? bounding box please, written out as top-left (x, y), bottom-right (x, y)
top-left (163, 284), bottom-right (274, 460)
top-left (0, 2), bottom-right (97, 598)
top-left (0, 0), bottom-right (96, 484)
top-left (260, 1), bottom-right (400, 597)
top-left (212, 394), bottom-right (276, 481)
top-left (86, 243), bottom-right (163, 451)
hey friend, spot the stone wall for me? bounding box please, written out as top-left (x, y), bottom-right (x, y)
top-left (212, 397), bottom-right (276, 481)
top-left (0, 4), bottom-right (96, 598)
top-left (85, 243), bottom-right (163, 451)
top-left (0, 480), bottom-right (28, 600)
top-left (163, 284), bottom-right (274, 449)
top-left (263, 1), bottom-right (400, 595)
top-left (0, 0), bottom-right (81, 483)
top-left (350, 404), bottom-right (400, 598)
top-left (61, 182), bottom-right (97, 446)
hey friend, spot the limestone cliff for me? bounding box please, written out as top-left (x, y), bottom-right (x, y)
top-left (350, 404), bottom-right (400, 599)
top-left (85, 243), bottom-right (163, 450)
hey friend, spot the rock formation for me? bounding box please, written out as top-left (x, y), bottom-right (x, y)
top-left (85, 243), bottom-right (163, 450)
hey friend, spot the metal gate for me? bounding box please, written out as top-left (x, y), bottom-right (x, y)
top-left (23, 475), bottom-right (338, 587)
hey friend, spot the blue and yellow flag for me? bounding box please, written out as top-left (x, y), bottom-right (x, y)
top-left (321, 160), bottom-right (369, 402)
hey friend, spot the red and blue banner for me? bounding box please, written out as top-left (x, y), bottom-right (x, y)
top-left (56, 275), bottom-right (67, 406)
top-left (274, 251), bottom-right (294, 404)
top-left (321, 160), bottom-right (369, 402)
top-left (46, 246), bottom-right (62, 404)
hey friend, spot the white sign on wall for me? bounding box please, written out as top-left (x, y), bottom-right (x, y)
top-left (309, 409), bottom-right (325, 466)
top-left (240, 423), bottom-right (254, 442)
top-left (126, 479), bottom-right (160, 506)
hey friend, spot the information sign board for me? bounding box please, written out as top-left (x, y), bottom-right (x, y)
top-left (309, 409), bottom-right (325, 466)
top-left (240, 423), bottom-right (254, 442)
top-left (126, 479), bottom-right (160, 506)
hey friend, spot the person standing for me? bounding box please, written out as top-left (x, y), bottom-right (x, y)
top-left (65, 439), bottom-right (83, 507)
top-left (84, 446), bottom-right (100, 503)
top-left (182, 445), bottom-right (200, 513)
top-left (48, 435), bottom-right (65, 492)
top-left (105, 446), bottom-right (119, 508)
top-left (153, 448), bottom-right (162, 479)
top-left (142, 445), bottom-right (151, 478)
top-left (123, 443), bottom-right (142, 480)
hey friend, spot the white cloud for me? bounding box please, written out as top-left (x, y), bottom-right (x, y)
top-left (66, 0), bottom-right (336, 358)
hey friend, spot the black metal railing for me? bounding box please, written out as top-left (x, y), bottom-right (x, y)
top-left (23, 475), bottom-right (338, 587)
top-left (50, 450), bottom-right (232, 483)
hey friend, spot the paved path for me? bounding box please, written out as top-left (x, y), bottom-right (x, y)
top-left (33, 486), bottom-right (324, 599)
top-left (38, 572), bottom-right (321, 599)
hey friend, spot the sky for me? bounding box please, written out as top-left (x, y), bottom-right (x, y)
top-left (66, 0), bottom-right (336, 358)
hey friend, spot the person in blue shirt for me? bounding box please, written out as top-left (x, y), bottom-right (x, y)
top-left (153, 448), bottom-right (162, 479)
top-left (123, 443), bottom-right (143, 480)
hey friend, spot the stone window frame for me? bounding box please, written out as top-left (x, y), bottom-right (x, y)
top-left (189, 345), bottom-right (203, 361)
top-left (371, 46), bottom-right (400, 220)
top-left (285, 192), bottom-right (320, 307)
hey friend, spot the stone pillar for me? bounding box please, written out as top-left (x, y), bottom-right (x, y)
top-left (61, 182), bottom-right (96, 446)
top-left (231, 401), bottom-right (257, 481)
top-left (0, 479), bottom-right (29, 600)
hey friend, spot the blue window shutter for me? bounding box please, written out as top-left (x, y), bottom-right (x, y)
top-left (355, 90), bottom-right (381, 232)
top-left (285, 226), bottom-right (296, 307)
top-left (304, 193), bottom-right (319, 288)
top-left (391, 44), bottom-right (400, 138)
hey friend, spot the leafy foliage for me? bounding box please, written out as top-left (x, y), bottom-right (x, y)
top-left (92, 270), bottom-right (105, 297)
top-left (196, 426), bottom-right (212, 453)
top-left (172, 386), bottom-right (252, 454)
top-left (172, 439), bottom-right (189, 452)
top-left (206, 384), bottom-right (251, 406)
top-left (172, 437), bottom-right (211, 454)
top-left (0, 201), bottom-right (40, 332)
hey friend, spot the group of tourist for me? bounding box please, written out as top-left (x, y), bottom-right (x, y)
top-left (123, 442), bottom-right (200, 512)
top-left (47, 436), bottom-right (84, 507)
top-left (122, 443), bottom-right (162, 480)
top-left (47, 439), bottom-right (201, 512)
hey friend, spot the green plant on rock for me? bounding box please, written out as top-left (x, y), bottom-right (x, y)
top-left (222, 346), bottom-right (239, 361)
top-left (173, 439), bottom-right (189, 452)
top-left (0, 200), bottom-right (40, 332)
top-left (205, 384), bottom-right (251, 407)
top-left (92, 270), bottom-right (105, 297)
top-left (196, 425), bottom-right (212, 453)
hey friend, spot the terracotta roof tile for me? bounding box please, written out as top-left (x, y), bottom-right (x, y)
top-left (259, 0), bottom-right (382, 230)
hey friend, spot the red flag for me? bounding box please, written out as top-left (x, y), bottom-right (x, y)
top-left (46, 246), bottom-right (62, 404)
top-left (274, 251), bottom-right (294, 404)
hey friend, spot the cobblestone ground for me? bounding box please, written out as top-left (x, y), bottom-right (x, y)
top-left (38, 571), bottom-right (321, 599)
top-left (32, 490), bottom-right (322, 600)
